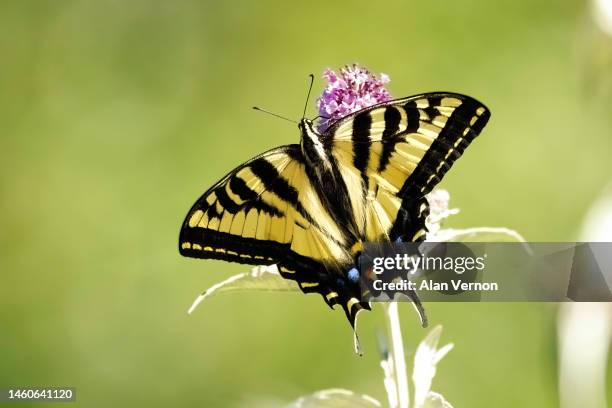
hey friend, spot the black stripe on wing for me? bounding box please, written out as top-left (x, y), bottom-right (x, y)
top-left (352, 112), bottom-right (372, 186)
top-left (378, 106), bottom-right (403, 172)
top-left (400, 95), bottom-right (490, 197)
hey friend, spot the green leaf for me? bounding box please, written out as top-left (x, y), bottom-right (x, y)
top-left (188, 264), bottom-right (300, 314)
top-left (287, 389), bottom-right (381, 408)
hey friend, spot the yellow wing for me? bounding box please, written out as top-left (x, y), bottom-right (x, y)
top-left (179, 145), bottom-right (355, 278)
top-left (323, 92), bottom-right (490, 243)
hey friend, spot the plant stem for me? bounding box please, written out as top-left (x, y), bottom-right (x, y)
top-left (385, 302), bottom-right (409, 408)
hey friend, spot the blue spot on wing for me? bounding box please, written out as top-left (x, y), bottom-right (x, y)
top-left (348, 267), bottom-right (360, 283)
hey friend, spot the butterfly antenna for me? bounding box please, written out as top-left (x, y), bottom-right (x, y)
top-left (252, 106), bottom-right (298, 124)
top-left (302, 73), bottom-right (314, 119)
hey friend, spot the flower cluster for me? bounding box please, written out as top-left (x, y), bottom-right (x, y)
top-left (426, 189), bottom-right (460, 240)
top-left (316, 64), bottom-right (391, 131)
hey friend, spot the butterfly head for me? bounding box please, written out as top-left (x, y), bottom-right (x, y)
top-left (298, 117), bottom-right (331, 168)
top-left (298, 118), bottom-right (322, 145)
top-left (298, 118), bottom-right (322, 140)
top-left (298, 117), bottom-right (314, 131)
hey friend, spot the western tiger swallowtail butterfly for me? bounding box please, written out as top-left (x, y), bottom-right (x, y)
top-left (179, 91), bottom-right (490, 329)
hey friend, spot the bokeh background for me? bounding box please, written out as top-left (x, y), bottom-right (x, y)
top-left (2, 0), bottom-right (612, 407)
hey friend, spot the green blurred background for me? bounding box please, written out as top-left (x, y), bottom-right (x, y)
top-left (2, 0), bottom-right (612, 407)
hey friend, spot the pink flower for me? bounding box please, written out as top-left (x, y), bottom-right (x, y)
top-left (316, 64), bottom-right (392, 132)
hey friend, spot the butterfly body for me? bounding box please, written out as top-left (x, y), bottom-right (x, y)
top-left (299, 119), bottom-right (362, 248)
top-left (179, 92), bottom-right (490, 327)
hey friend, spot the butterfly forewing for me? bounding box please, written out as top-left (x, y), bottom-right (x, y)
top-left (179, 145), bottom-right (353, 270)
top-left (324, 93), bottom-right (490, 242)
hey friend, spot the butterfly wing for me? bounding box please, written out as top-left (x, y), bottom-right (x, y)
top-left (324, 92), bottom-right (490, 243)
top-left (179, 145), bottom-right (362, 313)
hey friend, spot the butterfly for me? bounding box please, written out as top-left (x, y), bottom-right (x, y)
top-left (179, 92), bottom-right (490, 329)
